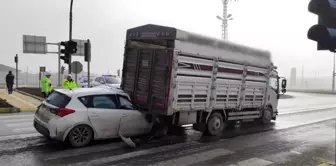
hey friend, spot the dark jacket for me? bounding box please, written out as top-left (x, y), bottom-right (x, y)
top-left (6, 74), bottom-right (14, 85)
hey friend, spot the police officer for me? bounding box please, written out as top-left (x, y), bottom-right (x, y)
top-left (41, 72), bottom-right (52, 98)
top-left (62, 74), bottom-right (78, 89)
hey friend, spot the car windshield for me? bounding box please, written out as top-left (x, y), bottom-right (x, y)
top-left (105, 77), bottom-right (121, 84)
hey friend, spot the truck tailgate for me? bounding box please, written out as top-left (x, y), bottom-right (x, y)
top-left (122, 48), bottom-right (173, 112)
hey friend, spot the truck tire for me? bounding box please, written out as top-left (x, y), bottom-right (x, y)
top-left (260, 107), bottom-right (273, 125)
top-left (205, 112), bottom-right (224, 136)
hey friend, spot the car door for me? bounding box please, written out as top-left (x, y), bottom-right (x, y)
top-left (87, 94), bottom-right (123, 139)
top-left (117, 94), bottom-right (151, 137)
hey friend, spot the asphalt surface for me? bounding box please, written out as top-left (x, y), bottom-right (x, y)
top-left (0, 92), bottom-right (335, 166)
top-left (1, 92), bottom-right (335, 138)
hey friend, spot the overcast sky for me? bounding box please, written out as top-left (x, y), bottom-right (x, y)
top-left (0, 0), bottom-right (333, 77)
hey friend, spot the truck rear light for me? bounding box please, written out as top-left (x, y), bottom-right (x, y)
top-left (57, 108), bottom-right (75, 117)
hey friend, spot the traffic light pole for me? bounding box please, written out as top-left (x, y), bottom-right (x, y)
top-left (333, 53), bottom-right (335, 92)
top-left (15, 54), bottom-right (18, 89)
top-left (68, 0), bottom-right (74, 74)
top-left (58, 43), bottom-right (61, 87)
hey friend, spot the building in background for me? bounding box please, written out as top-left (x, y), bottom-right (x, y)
top-left (290, 67), bottom-right (297, 88)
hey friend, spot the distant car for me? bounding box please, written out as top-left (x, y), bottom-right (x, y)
top-left (33, 88), bottom-right (153, 148)
top-left (78, 76), bottom-right (93, 88)
top-left (90, 75), bottom-right (121, 89)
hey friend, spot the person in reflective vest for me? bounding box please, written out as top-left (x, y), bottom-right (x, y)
top-left (62, 75), bottom-right (78, 89)
top-left (41, 72), bottom-right (52, 98)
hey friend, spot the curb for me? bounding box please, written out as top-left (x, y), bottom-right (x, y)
top-left (14, 89), bottom-right (43, 101)
top-left (0, 107), bottom-right (21, 113)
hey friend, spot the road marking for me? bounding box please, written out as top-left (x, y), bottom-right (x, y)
top-left (12, 127), bottom-right (36, 133)
top-left (0, 114), bottom-right (33, 120)
top-left (279, 106), bottom-right (336, 115)
top-left (68, 141), bottom-right (201, 166)
top-left (290, 151), bottom-right (302, 155)
top-left (276, 117), bottom-right (336, 130)
top-left (2, 118), bottom-right (32, 123)
top-left (44, 142), bottom-right (126, 161)
top-left (148, 148), bottom-right (233, 166)
top-left (6, 122), bottom-right (32, 127)
top-left (318, 163), bottom-right (336, 166)
top-left (0, 133), bottom-right (42, 142)
top-left (235, 157), bottom-right (273, 166)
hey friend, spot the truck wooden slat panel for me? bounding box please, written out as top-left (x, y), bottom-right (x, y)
top-left (135, 50), bottom-right (152, 104)
top-left (122, 48), bottom-right (138, 95)
top-left (151, 50), bottom-right (170, 107)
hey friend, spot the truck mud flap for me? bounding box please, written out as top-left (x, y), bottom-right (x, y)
top-left (119, 133), bottom-right (136, 148)
top-left (143, 114), bottom-right (168, 142)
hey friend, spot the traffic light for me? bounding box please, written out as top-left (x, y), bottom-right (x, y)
top-left (14, 55), bottom-right (18, 63)
top-left (60, 41), bottom-right (69, 54)
top-left (68, 40), bottom-right (77, 54)
top-left (307, 0), bottom-right (336, 52)
top-left (84, 40), bottom-right (91, 62)
top-left (60, 54), bottom-right (70, 64)
top-left (60, 40), bottom-right (77, 54)
top-left (59, 40), bottom-right (77, 64)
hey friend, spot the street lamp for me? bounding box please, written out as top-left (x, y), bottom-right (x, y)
top-left (216, 14), bottom-right (233, 40)
top-left (217, 0), bottom-right (238, 40)
top-left (216, 14), bottom-right (234, 21)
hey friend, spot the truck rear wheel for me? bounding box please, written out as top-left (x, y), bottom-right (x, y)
top-left (205, 112), bottom-right (224, 136)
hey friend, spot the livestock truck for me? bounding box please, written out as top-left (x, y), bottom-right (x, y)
top-left (120, 24), bottom-right (287, 136)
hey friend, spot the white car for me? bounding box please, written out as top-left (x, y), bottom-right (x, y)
top-left (78, 76), bottom-right (92, 88)
top-left (90, 75), bottom-right (121, 89)
top-left (33, 88), bottom-right (153, 148)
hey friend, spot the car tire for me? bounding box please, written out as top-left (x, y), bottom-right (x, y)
top-left (260, 107), bottom-right (273, 125)
top-left (205, 112), bottom-right (224, 136)
top-left (67, 125), bottom-right (93, 148)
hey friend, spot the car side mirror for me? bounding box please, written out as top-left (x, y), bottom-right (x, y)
top-left (281, 88), bottom-right (287, 94)
top-left (281, 79), bottom-right (287, 89)
top-left (100, 81), bottom-right (105, 84)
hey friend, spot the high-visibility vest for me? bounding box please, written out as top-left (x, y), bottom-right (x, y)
top-left (41, 76), bottom-right (52, 94)
top-left (62, 79), bottom-right (78, 89)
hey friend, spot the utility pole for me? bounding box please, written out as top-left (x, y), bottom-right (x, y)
top-left (68, 0), bottom-right (74, 74)
top-left (333, 53), bottom-right (335, 92)
top-left (84, 39), bottom-right (91, 88)
top-left (58, 43), bottom-right (61, 87)
top-left (301, 66), bottom-right (305, 86)
top-left (26, 66), bottom-right (28, 85)
top-left (15, 54), bottom-right (18, 89)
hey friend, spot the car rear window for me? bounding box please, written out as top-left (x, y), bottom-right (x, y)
top-left (46, 91), bottom-right (71, 108)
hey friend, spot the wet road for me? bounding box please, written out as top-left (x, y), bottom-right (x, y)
top-left (0, 92), bottom-right (335, 165)
top-left (1, 92), bottom-right (336, 138)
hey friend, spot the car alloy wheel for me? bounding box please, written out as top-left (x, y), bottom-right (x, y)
top-left (68, 125), bottom-right (93, 148)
